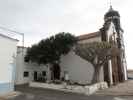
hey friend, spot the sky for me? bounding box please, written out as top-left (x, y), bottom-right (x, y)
top-left (0, 0), bottom-right (132, 69)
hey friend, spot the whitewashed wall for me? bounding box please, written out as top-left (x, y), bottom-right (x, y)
top-left (60, 50), bottom-right (104, 84)
top-left (15, 47), bottom-right (47, 85)
top-left (60, 36), bottom-right (104, 84)
top-left (60, 51), bottom-right (94, 84)
top-left (0, 34), bottom-right (18, 94)
top-left (15, 35), bottom-right (104, 85)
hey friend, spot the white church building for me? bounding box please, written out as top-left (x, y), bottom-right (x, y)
top-left (15, 6), bottom-right (127, 85)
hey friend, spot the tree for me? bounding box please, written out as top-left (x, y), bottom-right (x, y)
top-left (25, 32), bottom-right (77, 80)
top-left (74, 42), bottom-right (119, 83)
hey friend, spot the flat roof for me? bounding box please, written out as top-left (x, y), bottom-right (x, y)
top-left (0, 33), bottom-right (19, 42)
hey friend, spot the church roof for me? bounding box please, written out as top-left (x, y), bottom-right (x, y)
top-left (77, 31), bottom-right (100, 41)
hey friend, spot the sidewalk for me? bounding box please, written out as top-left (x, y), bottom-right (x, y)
top-left (0, 91), bottom-right (21, 100)
top-left (95, 80), bottom-right (133, 96)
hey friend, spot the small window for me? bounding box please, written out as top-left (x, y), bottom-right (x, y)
top-left (24, 71), bottom-right (29, 77)
top-left (42, 71), bottom-right (46, 76)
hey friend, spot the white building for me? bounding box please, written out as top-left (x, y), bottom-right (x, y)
top-left (0, 34), bottom-right (18, 95)
top-left (15, 6), bottom-right (127, 85)
top-left (15, 46), bottom-right (47, 84)
top-left (15, 32), bottom-right (104, 85)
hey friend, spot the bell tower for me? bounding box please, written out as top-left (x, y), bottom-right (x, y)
top-left (100, 6), bottom-right (127, 85)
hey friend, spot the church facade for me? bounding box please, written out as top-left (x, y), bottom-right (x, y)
top-left (77, 6), bottom-right (127, 85)
top-left (100, 6), bottom-right (127, 85)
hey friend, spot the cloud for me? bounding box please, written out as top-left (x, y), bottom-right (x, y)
top-left (0, 0), bottom-right (132, 68)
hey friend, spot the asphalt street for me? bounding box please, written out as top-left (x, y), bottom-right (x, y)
top-left (3, 85), bottom-right (133, 100)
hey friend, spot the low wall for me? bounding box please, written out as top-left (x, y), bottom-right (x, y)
top-left (29, 82), bottom-right (108, 95)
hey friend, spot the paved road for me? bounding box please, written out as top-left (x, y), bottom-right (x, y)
top-left (96, 80), bottom-right (133, 96)
top-left (1, 84), bottom-right (132, 100)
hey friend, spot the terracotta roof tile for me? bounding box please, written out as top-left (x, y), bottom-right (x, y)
top-left (77, 31), bottom-right (101, 41)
